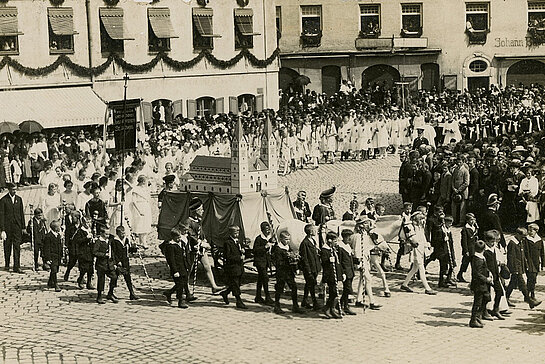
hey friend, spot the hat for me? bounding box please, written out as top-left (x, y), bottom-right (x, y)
top-left (320, 186), bottom-right (336, 199)
top-left (33, 207), bottom-right (43, 215)
top-left (487, 193), bottom-right (501, 206)
top-left (510, 159), bottom-right (522, 167)
top-left (6, 182), bottom-right (16, 189)
top-left (163, 175), bottom-right (175, 184)
top-left (465, 213), bottom-right (475, 220)
top-left (403, 202), bottom-right (413, 208)
top-left (444, 215), bottom-right (454, 223)
top-left (513, 145), bottom-right (527, 153)
top-left (189, 197), bottom-right (202, 211)
top-left (356, 216), bottom-right (371, 225)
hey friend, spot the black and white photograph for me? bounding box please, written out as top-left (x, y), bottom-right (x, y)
top-left (1, 0), bottom-right (545, 363)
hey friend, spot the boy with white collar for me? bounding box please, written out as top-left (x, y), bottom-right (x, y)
top-left (524, 223), bottom-right (544, 301)
top-left (457, 213), bottom-right (478, 283)
top-left (338, 229), bottom-right (356, 315)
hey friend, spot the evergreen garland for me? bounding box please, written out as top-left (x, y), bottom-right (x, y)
top-left (0, 48), bottom-right (279, 78)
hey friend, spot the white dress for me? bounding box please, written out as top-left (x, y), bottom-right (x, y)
top-left (109, 191), bottom-right (132, 235)
top-left (131, 185), bottom-right (153, 234)
top-left (377, 120), bottom-right (389, 148)
top-left (519, 176), bottom-right (540, 222)
top-left (39, 193), bottom-right (61, 225)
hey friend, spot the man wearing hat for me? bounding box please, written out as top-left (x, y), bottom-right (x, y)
top-left (412, 128), bottom-right (429, 150)
top-left (451, 154), bottom-right (470, 226)
top-left (158, 175), bottom-right (175, 209)
top-left (312, 186), bottom-right (336, 248)
top-left (457, 213), bottom-right (478, 283)
top-left (353, 216), bottom-right (382, 310)
top-left (479, 194), bottom-right (506, 248)
top-left (220, 225), bottom-right (247, 309)
top-left (184, 197), bottom-right (224, 295)
top-left (0, 183), bottom-right (25, 273)
top-left (293, 191), bottom-right (311, 223)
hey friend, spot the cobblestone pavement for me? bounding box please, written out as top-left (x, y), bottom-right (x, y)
top-left (2, 156), bottom-right (545, 364)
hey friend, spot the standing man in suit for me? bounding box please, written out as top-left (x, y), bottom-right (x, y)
top-left (43, 220), bottom-right (63, 292)
top-left (457, 213), bottom-right (478, 283)
top-left (479, 194), bottom-right (506, 248)
top-left (220, 225), bottom-right (247, 309)
top-left (63, 208), bottom-right (80, 282)
top-left (252, 221), bottom-right (274, 305)
top-left (0, 183), bottom-right (25, 273)
top-left (272, 231), bottom-right (304, 314)
top-left (451, 155), bottom-right (470, 226)
top-left (467, 157), bottom-right (480, 214)
top-left (293, 191), bottom-right (311, 223)
top-left (299, 223), bottom-right (321, 310)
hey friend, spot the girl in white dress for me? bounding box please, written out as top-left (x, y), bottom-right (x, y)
top-left (39, 183), bottom-right (61, 225)
top-left (280, 129), bottom-right (291, 176)
top-left (310, 126), bottom-right (321, 169)
top-left (131, 175), bottom-right (153, 248)
top-left (376, 115), bottom-right (389, 159)
top-left (358, 118), bottom-right (371, 161)
top-left (325, 118), bottom-right (337, 163)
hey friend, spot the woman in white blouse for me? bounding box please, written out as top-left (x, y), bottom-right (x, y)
top-left (39, 183), bottom-right (61, 225)
top-left (519, 167), bottom-right (540, 224)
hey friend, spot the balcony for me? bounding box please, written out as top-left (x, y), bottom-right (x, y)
top-left (358, 29), bottom-right (381, 39)
top-left (528, 26), bottom-right (545, 46)
top-left (300, 31), bottom-right (322, 47)
top-left (466, 29), bottom-right (489, 45)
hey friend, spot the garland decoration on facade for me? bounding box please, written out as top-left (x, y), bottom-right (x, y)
top-left (49, 0), bottom-right (65, 5)
top-left (528, 27), bottom-right (545, 46)
top-left (0, 48), bottom-right (279, 78)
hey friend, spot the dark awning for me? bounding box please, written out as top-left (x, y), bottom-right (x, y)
top-left (193, 8), bottom-right (221, 38)
top-left (234, 8), bottom-right (260, 36)
top-left (48, 8), bottom-right (77, 36)
top-left (99, 8), bottom-right (133, 40)
top-left (0, 7), bottom-right (23, 36)
top-left (148, 8), bottom-right (178, 39)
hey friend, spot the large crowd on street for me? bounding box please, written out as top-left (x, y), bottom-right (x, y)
top-left (2, 81), bottom-right (545, 326)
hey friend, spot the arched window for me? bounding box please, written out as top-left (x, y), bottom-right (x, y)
top-left (196, 96), bottom-right (216, 117)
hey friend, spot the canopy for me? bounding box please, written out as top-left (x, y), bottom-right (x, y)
top-left (0, 86), bottom-right (107, 129)
top-left (157, 188), bottom-right (296, 247)
top-left (48, 8), bottom-right (76, 36)
top-left (99, 7), bottom-right (133, 40)
top-left (0, 7), bottom-right (23, 36)
top-left (148, 8), bottom-right (178, 39)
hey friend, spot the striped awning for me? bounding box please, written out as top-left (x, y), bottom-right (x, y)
top-left (0, 87), bottom-right (107, 129)
top-left (99, 8), bottom-right (133, 40)
top-left (193, 7), bottom-right (220, 38)
top-left (48, 8), bottom-right (77, 36)
top-left (148, 8), bottom-right (178, 38)
top-left (234, 8), bottom-right (259, 36)
top-left (0, 8), bottom-right (23, 36)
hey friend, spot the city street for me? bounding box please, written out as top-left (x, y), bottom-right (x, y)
top-left (1, 156), bottom-right (545, 364)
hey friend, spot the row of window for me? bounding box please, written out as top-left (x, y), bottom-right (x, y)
top-left (0, 6), bottom-right (260, 56)
top-left (274, 1), bottom-right (545, 46)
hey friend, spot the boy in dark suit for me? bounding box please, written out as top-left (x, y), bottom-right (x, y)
top-left (112, 226), bottom-right (138, 300)
top-left (469, 240), bottom-right (493, 328)
top-left (483, 230), bottom-right (504, 320)
top-left (252, 221), bottom-right (274, 305)
top-left (524, 223), bottom-right (544, 301)
top-left (43, 220), bottom-right (63, 292)
top-left (506, 227), bottom-right (541, 309)
top-left (163, 227), bottom-right (193, 308)
top-left (321, 231), bottom-right (343, 319)
top-left (93, 223), bottom-right (118, 304)
top-left (338, 229), bottom-right (356, 315)
top-left (299, 223), bottom-right (321, 310)
top-left (27, 207), bottom-right (48, 271)
top-left (73, 215), bottom-right (94, 289)
top-left (272, 231), bottom-right (304, 315)
top-left (457, 213), bottom-right (478, 283)
top-left (220, 225), bottom-right (247, 309)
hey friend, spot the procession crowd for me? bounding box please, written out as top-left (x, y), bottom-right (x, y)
top-left (1, 81), bottom-right (545, 325)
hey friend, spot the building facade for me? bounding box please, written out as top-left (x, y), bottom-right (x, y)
top-left (275, 0), bottom-right (545, 94)
top-left (0, 0), bottom-right (279, 128)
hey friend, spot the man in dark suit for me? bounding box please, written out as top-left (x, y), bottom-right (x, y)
top-left (293, 191), bottom-right (311, 223)
top-left (457, 213), bottom-right (478, 283)
top-left (73, 215), bottom-right (94, 290)
top-left (0, 183), bottom-right (25, 273)
top-left (299, 223), bottom-right (321, 310)
top-left (412, 128), bottom-right (429, 150)
top-left (220, 225), bottom-right (247, 309)
top-left (43, 220), bottom-right (63, 292)
top-left (321, 231), bottom-right (343, 319)
top-left (338, 229), bottom-right (356, 315)
top-left (312, 187), bottom-right (336, 248)
top-left (451, 155), bottom-right (470, 226)
top-left (469, 240), bottom-right (492, 328)
top-left (252, 221), bottom-right (274, 305)
top-left (467, 157), bottom-right (480, 213)
top-left (272, 231), bottom-right (304, 315)
top-left (479, 194), bottom-right (506, 248)
top-left (93, 223), bottom-right (118, 304)
top-left (112, 226), bottom-right (138, 300)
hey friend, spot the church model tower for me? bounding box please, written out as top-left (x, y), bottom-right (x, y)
top-left (179, 116), bottom-right (278, 194)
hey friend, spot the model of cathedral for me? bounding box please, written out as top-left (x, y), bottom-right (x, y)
top-left (179, 116), bottom-right (278, 194)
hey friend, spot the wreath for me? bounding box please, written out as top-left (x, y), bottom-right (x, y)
top-left (237, 0), bottom-right (250, 7)
top-left (49, 0), bottom-right (65, 5)
top-left (104, 0), bottom-right (119, 6)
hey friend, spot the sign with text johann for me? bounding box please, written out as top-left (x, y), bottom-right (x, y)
top-left (109, 99), bottom-right (140, 153)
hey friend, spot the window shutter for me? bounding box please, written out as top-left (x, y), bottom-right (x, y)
top-left (187, 99), bottom-right (197, 118)
top-left (142, 101), bottom-right (153, 125)
top-left (215, 97), bottom-right (224, 114)
top-left (255, 94), bottom-right (264, 112)
top-left (172, 99), bottom-right (183, 119)
top-left (229, 96), bottom-right (238, 114)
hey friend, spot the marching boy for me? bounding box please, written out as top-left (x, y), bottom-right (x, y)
top-left (299, 223), bottom-right (322, 310)
top-left (524, 223), bottom-right (544, 302)
top-left (469, 240), bottom-right (493, 328)
top-left (43, 220), bottom-right (63, 292)
top-left (338, 229), bottom-right (356, 315)
top-left (253, 221), bottom-right (274, 305)
top-left (272, 231), bottom-right (304, 315)
top-left (321, 231), bottom-right (343, 319)
top-left (93, 223), bottom-right (118, 304)
top-left (457, 213), bottom-right (478, 283)
top-left (27, 208), bottom-right (48, 271)
top-left (163, 226), bottom-right (193, 309)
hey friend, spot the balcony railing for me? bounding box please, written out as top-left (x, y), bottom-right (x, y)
top-left (400, 27), bottom-right (422, 38)
top-left (466, 28), bottom-right (489, 45)
top-left (358, 29), bottom-right (381, 39)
